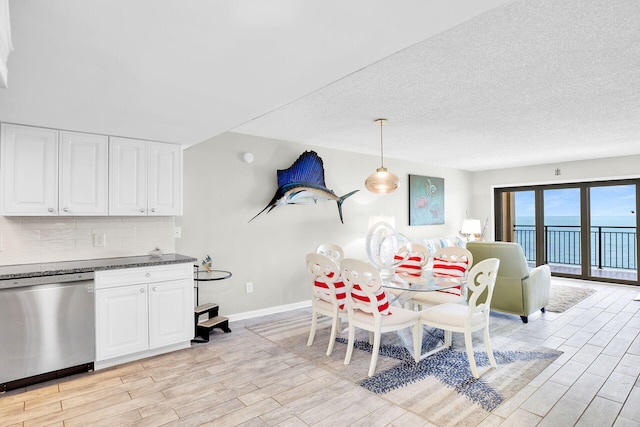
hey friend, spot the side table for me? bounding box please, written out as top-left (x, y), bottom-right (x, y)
top-left (193, 267), bottom-right (232, 343)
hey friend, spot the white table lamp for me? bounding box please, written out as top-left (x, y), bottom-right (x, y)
top-left (461, 219), bottom-right (482, 241)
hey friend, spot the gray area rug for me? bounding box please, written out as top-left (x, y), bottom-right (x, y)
top-left (246, 310), bottom-right (561, 427)
top-left (546, 284), bottom-right (597, 313)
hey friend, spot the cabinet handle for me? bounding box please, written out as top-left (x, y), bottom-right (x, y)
top-left (48, 208), bottom-right (54, 212)
top-left (63, 207), bottom-right (69, 212)
top-left (151, 208), bottom-right (156, 213)
top-left (139, 208), bottom-right (145, 213)
top-left (152, 286), bottom-right (157, 292)
top-left (145, 273), bottom-right (151, 277)
top-left (140, 288), bottom-right (145, 293)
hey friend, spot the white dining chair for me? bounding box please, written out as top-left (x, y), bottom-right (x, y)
top-left (306, 253), bottom-right (346, 356)
top-left (419, 258), bottom-right (500, 378)
top-left (316, 243), bottom-right (344, 263)
top-left (340, 258), bottom-right (420, 377)
top-left (409, 246), bottom-right (473, 308)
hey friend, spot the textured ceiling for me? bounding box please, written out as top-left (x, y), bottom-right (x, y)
top-left (234, 0), bottom-right (640, 171)
top-left (1, 0), bottom-right (639, 172)
top-left (0, 0), bottom-right (509, 149)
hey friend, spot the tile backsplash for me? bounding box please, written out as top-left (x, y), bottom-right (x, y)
top-left (0, 216), bottom-right (176, 265)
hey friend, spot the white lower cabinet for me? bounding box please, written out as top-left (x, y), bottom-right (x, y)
top-left (95, 263), bottom-right (193, 368)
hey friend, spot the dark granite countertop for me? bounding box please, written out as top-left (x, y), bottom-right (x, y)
top-left (0, 253), bottom-right (197, 280)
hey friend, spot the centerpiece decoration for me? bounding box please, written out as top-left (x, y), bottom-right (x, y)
top-left (365, 221), bottom-right (409, 279)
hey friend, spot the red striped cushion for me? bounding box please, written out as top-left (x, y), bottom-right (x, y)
top-left (314, 280), bottom-right (346, 309)
top-left (432, 257), bottom-right (469, 278)
top-left (350, 284), bottom-right (391, 315)
top-left (394, 254), bottom-right (424, 277)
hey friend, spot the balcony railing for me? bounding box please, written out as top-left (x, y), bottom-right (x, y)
top-left (513, 224), bottom-right (637, 270)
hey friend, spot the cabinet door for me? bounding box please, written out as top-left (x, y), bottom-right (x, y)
top-left (59, 131), bottom-right (108, 215)
top-left (148, 142), bottom-right (182, 215)
top-left (109, 137), bottom-right (147, 215)
top-left (148, 278), bottom-right (193, 348)
top-left (95, 285), bottom-right (149, 361)
top-left (0, 124), bottom-right (58, 215)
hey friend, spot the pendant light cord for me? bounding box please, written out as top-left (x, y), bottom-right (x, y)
top-left (379, 119), bottom-right (384, 168)
top-left (376, 118), bottom-right (387, 169)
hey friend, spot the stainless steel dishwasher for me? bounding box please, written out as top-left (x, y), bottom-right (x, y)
top-left (0, 272), bottom-right (95, 392)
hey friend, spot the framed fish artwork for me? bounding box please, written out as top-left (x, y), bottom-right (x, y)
top-left (409, 174), bottom-right (444, 226)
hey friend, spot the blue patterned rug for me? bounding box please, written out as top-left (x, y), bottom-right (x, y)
top-left (336, 330), bottom-right (559, 411)
top-left (246, 310), bottom-right (562, 426)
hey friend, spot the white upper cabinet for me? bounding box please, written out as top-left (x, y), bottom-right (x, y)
top-left (0, 124), bottom-right (109, 216)
top-left (1, 124), bottom-right (59, 215)
top-left (148, 142), bottom-right (182, 216)
top-left (1, 124), bottom-right (182, 216)
top-left (109, 137), bottom-right (148, 215)
top-left (109, 137), bottom-right (182, 216)
top-left (59, 131), bottom-right (109, 215)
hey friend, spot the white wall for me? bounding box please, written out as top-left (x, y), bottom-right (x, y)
top-left (176, 132), bottom-right (473, 316)
top-left (470, 154), bottom-right (640, 240)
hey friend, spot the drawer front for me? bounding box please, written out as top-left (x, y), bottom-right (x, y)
top-left (95, 263), bottom-right (193, 289)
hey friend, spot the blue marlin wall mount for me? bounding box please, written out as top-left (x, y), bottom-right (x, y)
top-left (249, 150), bottom-right (359, 223)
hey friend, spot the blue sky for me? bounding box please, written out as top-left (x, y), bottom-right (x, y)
top-left (514, 185), bottom-right (636, 217)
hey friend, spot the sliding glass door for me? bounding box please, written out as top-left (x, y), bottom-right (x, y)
top-left (495, 180), bottom-right (638, 285)
top-left (543, 188), bottom-right (582, 276)
top-left (589, 184), bottom-right (637, 281)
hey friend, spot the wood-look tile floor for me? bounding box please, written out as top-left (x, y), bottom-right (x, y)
top-left (1, 278), bottom-right (640, 427)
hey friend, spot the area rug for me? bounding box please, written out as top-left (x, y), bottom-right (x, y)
top-left (546, 284), bottom-right (597, 313)
top-left (246, 310), bottom-right (561, 427)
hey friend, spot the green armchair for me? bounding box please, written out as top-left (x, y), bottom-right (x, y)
top-left (466, 241), bottom-right (551, 323)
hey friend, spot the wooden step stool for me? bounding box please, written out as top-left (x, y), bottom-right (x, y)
top-left (193, 303), bottom-right (231, 343)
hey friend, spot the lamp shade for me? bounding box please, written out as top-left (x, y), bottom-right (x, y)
top-left (365, 167), bottom-right (400, 194)
top-left (461, 219), bottom-right (482, 235)
top-left (365, 118), bottom-right (399, 194)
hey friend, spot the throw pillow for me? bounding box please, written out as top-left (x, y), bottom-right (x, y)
top-left (350, 284), bottom-right (391, 315)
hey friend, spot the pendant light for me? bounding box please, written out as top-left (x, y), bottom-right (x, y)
top-left (365, 118), bottom-right (400, 194)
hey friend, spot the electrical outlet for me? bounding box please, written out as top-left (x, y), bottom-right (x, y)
top-left (245, 281), bottom-right (254, 293)
top-left (174, 226), bottom-right (182, 238)
top-left (93, 233), bottom-right (106, 247)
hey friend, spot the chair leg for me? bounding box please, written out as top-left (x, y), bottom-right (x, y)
top-left (413, 323), bottom-right (422, 363)
top-left (307, 309), bottom-right (318, 347)
top-left (464, 329), bottom-right (479, 378)
top-left (344, 324), bottom-right (355, 365)
top-left (444, 330), bottom-right (453, 348)
top-left (484, 325), bottom-right (497, 368)
top-left (326, 315), bottom-right (339, 356)
top-left (368, 331), bottom-right (382, 377)
top-left (520, 316), bottom-right (529, 323)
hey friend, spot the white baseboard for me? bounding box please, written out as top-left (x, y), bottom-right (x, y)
top-left (227, 300), bottom-right (311, 322)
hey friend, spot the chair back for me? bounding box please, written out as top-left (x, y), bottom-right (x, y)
top-left (395, 243), bottom-right (429, 277)
top-left (306, 253), bottom-right (344, 306)
top-left (466, 241), bottom-right (529, 281)
top-left (340, 258), bottom-right (389, 317)
top-left (466, 258), bottom-right (500, 319)
top-left (316, 243), bottom-right (344, 263)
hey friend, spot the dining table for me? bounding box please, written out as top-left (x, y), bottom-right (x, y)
top-left (381, 270), bottom-right (467, 360)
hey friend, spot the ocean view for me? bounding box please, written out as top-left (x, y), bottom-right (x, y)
top-left (513, 215), bottom-right (637, 269)
top-left (515, 215), bottom-right (637, 228)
